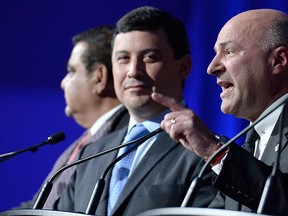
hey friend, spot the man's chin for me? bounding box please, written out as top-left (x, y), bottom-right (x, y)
top-left (124, 94), bottom-right (150, 105)
top-left (220, 102), bottom-right (233, 115)
top-left (65, 106), bottom-right (74, 117)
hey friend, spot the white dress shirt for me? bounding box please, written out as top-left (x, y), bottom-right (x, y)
top-left (213, 93), bottom-right (288, 174)
top-left (89, 104), bottom-right (124, 136)
top-left (254, 94), bottom-right (287, 159)
top-left (116, 109), bottom-right (170, 176)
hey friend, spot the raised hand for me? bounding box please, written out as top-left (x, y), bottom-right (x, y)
top-left (151, 92), bottom-right (218, 160)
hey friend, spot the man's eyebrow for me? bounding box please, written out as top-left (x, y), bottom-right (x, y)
top-left (141, 48), bottom-right (161, 54)
top-left (114, 48), bottom-right (161, 55)
top-left (214, 40), bottom-right (237, 52)
top-left (114, 50), bottom-right (128, 54)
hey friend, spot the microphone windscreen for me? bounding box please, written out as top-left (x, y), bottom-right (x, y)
top-left (48, 132), bottom-right (66, 144)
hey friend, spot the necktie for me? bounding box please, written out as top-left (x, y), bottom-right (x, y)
top-left (108, 124), bottom-right (149, 215)
top-left (41, 107), bottom-right (127, 209)
top-left (40, 131), bottom-right (90, 209)
top-left (67, 131), bottom-right (91, 164)
top-left (243, 127), bottom-right (260, 155)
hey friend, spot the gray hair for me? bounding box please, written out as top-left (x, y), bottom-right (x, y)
top-left (261, 19), bottom-right (288, 53)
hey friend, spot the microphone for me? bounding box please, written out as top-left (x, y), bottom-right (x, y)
top-left (0, 132), bottom-right (66, 163)
top-left (47, 132), bottom-right (66, 144)
top-left (256, 105), bottom-right (285, 214)
top-left (85, 127), bottom-right (163, 215)
top-left (181, 95), bottom-right (288, 208)
top-left (32, 127), bottom-right (163, 210)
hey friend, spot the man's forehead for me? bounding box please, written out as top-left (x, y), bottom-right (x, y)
top-left (113, 30), bottom-right (170, 51)
top-left (217, 20), bottom-right (261, 44)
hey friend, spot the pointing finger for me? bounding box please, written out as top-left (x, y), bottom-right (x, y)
top-left (151, 92), bottom-right (186, 111)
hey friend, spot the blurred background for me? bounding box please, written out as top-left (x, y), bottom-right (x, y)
top-left (1, 0), bottom-right (288, 211)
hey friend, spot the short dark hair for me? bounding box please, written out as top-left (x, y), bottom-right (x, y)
top-left (113, 6), bottom-right (190, 59)
top-left (73, 25), bottom-right (115, 74)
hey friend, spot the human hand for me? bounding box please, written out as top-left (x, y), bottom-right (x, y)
top-left (151, 92), bottom-right (218, 160)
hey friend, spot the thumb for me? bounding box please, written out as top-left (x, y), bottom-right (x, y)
top-left (151, 92), bottom-right (186, 112)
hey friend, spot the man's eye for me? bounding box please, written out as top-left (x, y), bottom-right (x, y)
top-left (143, 55), bottom-right (158, 62)
top-left (225, 49), bottom-right (235, 55)
top-left (66, 67), bottom-right (77, 75)
top-left (117, 55), bottom-right (129, 62)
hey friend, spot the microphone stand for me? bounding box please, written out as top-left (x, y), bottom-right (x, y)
top-left (257, 106), bottom-right (285, 213)
top-left (85, 141), bottom-right (138, 215)
top-left (33, 128), bottom-right (163, 210)
top-left (0, 132), bottom-right (65, 163)
top-left (181, 96), bottom-right (288, 208)
top-left (85, 127), bottom-right (163, 215)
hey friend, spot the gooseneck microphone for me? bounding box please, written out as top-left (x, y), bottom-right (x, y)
top-left (85, 140), bottom-right (138, 214)
top-left (181, 95), bottom-right (288, 209)
top-left (85, 127), bottom-right (162, 215)
top-left (257, 106), bottom-right (285, 214)
top-left (0, 132), bottom-right (65, 163)
top-left (32, 127), bottom-right (163, 210)
top-left (47, 132), bottom-right (66, 144)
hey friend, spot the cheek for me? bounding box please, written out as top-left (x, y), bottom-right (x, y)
top-left (153, 69), bottom-right (180, 91)
top-left (65, 85), bottom-right (80, 106)
top-left (146, 63), bottom-right (166, 80)
top-left (65, 79), bottom-right (77, 93)
top-left (114, 80), bottom-right (122, 96)
top-left (66, 79), bottom-right (87, 101)
top-left (112, 75), bottom-right (124, 102)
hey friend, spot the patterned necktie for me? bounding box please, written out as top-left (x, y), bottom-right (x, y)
top-left (108, 123), bottom-right (149, 215)
top-left (67, 131), bottom-right (91, 164)
top-left (243, 127), bottom-right (260, 155)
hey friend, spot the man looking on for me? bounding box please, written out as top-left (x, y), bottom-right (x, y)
top-left (20, 26), bottom-right (128, 209)
top-left (56, 6), bottom-right (217, 216)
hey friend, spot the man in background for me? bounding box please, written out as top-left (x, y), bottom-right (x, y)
top-left (20, 25), bottom-right (128, 209)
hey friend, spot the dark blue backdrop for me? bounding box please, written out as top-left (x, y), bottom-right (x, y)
top-left (1, 0), bottom-right (287, 211)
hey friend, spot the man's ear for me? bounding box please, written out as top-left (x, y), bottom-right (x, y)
top-left (91, 64), bottom-right (109, 95)
top-left (179, 54), bottom-right (192, 79)
top-left (271, 46), bottom-right (288, 75)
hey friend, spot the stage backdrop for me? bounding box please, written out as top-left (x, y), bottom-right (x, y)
top-left (1, 0), bottom-right (287, 211)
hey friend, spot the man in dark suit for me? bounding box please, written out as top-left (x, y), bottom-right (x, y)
top-left (153, 9), bottom-right (288, 215)
top-left (56, 6), bottom-right (217, 216)
top-left (20, 26), bottom-right (129, 209)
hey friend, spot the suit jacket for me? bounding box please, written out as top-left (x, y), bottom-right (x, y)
top-left (57, 126), bottom-right (218, 216)
top-left (19, 107), bottom-right (129, 209)
top-left (212, 104), bottom-right (288, 215)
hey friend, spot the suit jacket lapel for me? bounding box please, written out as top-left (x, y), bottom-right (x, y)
top-left (225, 103), bottom-right (288, 212)
top-left (261, 132), bottom-right (280, 165)
top-left (278, 104), bottom-right (288, 153)
top-left (111, 131), bottom-right (178, 214)
top-left (261, 104), bottom-right (288, 167)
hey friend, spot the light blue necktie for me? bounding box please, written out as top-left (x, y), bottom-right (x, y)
top-left (108, 123), bottom-right (149, 215)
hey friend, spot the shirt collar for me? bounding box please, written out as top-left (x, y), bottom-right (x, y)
top-left (253, 94), bottom-right (288, 140)
top-left (127, 109), bottom-right (170, 134)
top-left (89, 104), bottom-right (124, 135)
top-left (127, 99), bottom-right (186, 133)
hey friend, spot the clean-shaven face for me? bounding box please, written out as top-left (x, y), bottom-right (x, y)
top-left (112, 29), bottom-right (185, 120)
top-left (207, 16), bottom-right (272, 121)
top-left (61, 42), bottom-right (96, 126)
